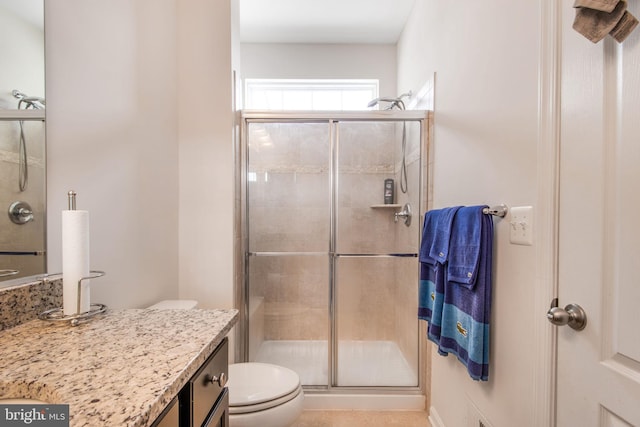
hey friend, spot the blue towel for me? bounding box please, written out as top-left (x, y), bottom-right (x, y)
top-left (438, 205), bottom-right (493, 381)
top-left (418, 207), bottom-right (461, 347)
top-left (428, 206), bottom-right (462, 264)
top-left (446, 206), bottom-right (484, 288)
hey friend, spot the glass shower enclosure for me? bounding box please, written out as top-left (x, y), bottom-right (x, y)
top-left (237, 111), bottom-right (429, 392)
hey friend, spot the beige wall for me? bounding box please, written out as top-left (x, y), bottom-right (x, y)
top-left (46, 0), bottom-right (236, 311)
top-left (176, 0), bottom-right (235, 310)
top-left (46, 0), bottom-right (178, 309)
top-left (397, 1), bottom-right (540, 426)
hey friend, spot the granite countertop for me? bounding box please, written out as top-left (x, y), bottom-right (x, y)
top-left (0, 308), bottom-right (238, 427)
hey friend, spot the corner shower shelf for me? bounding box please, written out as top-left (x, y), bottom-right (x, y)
top-left (370, 204), bottom-right (402, 209)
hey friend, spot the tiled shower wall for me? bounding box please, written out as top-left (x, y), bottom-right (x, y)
top-left (247, 119), bottom-right (423, 375)
top-left (393, 126), bottom-right (422, 375)
top-left (0, 120), bottom-right (46, 280)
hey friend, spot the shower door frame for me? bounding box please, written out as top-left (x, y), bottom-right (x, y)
top-left (236, 110), bottom-right (430, 394)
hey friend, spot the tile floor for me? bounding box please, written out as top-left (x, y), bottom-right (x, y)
top-left (292, 410), bottom-right (431, 427)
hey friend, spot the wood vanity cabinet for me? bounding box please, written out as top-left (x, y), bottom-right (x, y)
top-left (180, 337), bottom-right (229, 427)
top-left (152, 397), bottom-right (179, 427)
top-left (152, 337), bottom-right (229, 427)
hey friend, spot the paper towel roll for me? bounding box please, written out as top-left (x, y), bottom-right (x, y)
top-left (62, 210), bottom-right (90, 315)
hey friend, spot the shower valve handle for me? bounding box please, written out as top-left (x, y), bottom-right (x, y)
top-left (394, 212), bottom-right (408, 221)
top-left (8, 201), bottom-right (34, 224)
top-left (394, 203), bottom-right (412, 227)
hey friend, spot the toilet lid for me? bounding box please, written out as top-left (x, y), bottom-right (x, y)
top-left (227, 363), bottom-right (301, 407)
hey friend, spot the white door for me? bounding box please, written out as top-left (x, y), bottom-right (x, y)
top-left (556, 1), bottom-right (640, 425)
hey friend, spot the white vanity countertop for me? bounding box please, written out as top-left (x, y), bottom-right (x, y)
top-left (0, 308), bottom-right (238, 427)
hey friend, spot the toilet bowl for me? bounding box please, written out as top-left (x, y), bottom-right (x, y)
top-left (146, 301), bottom-right (304, 427)
top-left (227, 362), bottom-right (304, 427)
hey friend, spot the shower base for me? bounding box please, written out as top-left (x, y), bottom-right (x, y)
top-left (254, 340), bottom-right (425, 411)
top-left (254, 339), bottom-right (417, 387)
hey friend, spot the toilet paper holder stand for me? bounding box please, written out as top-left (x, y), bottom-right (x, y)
top-left (38, 270), bottom-right (107, 326)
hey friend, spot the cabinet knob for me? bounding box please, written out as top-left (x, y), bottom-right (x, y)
top-left (205, 372), bottom-right (227, 387)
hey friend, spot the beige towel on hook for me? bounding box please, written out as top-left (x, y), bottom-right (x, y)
top-left (573, 0), bottom-right (628, 43)
top-left (610, 10), bottom-right (639, 42)
top-left (574, 0), bottom-right (620, 13)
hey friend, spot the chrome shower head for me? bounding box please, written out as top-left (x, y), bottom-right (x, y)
top-left (367, 97), bottom-right (381, 108)
top-left (367, 97), bottom-right (401, 108)
top-left (12, 90), bottom-right (45, 110)
top-left (367, 91), bottom-right (412, 110)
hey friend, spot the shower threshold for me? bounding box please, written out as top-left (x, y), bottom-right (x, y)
top-left (254, 340), bottom-right (424, 410)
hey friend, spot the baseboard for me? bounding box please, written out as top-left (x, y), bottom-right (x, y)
top-left (429, 406), bottom-right (446, 427)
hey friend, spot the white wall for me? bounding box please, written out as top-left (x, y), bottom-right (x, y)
top-left (242, 43), bottom-right (397, 100)
top-left (397, 1), bottom-right (540, 426)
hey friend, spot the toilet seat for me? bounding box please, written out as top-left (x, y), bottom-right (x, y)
top-left (228, 363), bottom-right (302, 414)
top-left (229, 385), bottom-right (302, 414)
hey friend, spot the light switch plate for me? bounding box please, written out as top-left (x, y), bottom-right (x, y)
top-left (509, 206), bottom-right (533, 246)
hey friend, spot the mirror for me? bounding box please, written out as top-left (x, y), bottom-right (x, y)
top-left (0, 0), bottom-right (45, 110)
top-left (0, 0), bottom-right (46, 284)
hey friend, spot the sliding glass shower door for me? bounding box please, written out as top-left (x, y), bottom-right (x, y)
top-left (243, 113), bottom-right (425, 390)
top-left (334, 121), bottom-right (420, 387)
top-left (246, 121), bottom-right (331, 386)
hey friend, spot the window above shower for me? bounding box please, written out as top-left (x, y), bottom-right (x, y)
top-left (244, 79), bottom-right (379, 111)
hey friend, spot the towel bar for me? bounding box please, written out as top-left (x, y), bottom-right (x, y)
top-left (482, 204), bottom-right (508, 218)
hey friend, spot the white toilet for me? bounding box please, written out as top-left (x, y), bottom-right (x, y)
top-left (227, 362), bottom-right (304, 427)
top-left (147, 300), bottom-right (305, 427)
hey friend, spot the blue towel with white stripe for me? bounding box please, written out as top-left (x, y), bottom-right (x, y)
top-left (418, 207), bottom-right (461, 347)
top-left (437, 205), bottom-right (493, 381)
